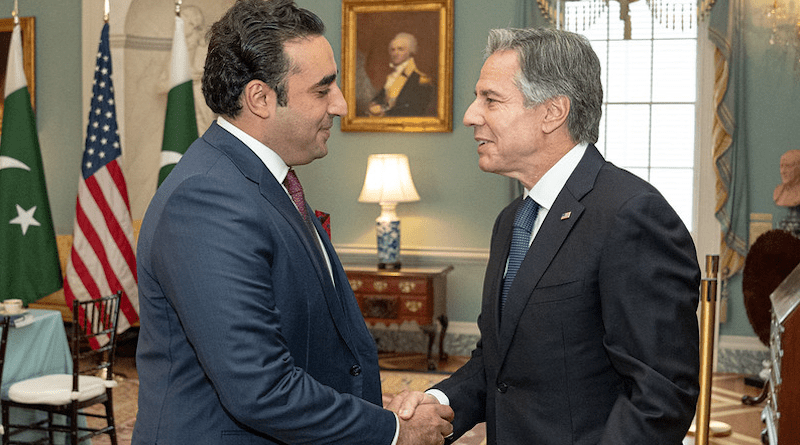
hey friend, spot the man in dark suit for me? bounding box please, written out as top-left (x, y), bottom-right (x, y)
top-left (367, 32), bottom-right (435, 117)
top-left (132, 1), bottom-right (452, 444)
top-left (394, 27), bottom-right (701, 444)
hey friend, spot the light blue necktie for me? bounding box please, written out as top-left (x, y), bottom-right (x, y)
top-left (500, 197), bottom-right (540, 319)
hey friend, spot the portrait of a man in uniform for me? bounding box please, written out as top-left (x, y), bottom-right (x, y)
top-left (353, 9), bottom-right (440, 118)
top-left (367, 32), bottom-right (434, 117)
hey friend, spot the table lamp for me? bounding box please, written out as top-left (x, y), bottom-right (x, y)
top-left (358, 154), bottom-right (420, 270)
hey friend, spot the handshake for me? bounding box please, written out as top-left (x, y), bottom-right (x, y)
top-left (384, 390), bottom-right (455, 445)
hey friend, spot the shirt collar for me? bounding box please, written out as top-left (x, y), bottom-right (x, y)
top-left (390, 57), bottom-right (413, 72)
top-left (525, 142), bottom-right (588, 210)
top-left (216, 116), bottom-right (289, 183)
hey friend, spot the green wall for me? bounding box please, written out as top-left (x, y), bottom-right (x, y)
top-left (295, 0), bottom-right (516, 252)
top-left (294, 0), bottom-right (518, 324)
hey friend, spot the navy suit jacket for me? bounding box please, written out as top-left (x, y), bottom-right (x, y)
top-left (133, 122), bottom-right (395, 444)
top-left (434, 145), bottom-right (701, 444)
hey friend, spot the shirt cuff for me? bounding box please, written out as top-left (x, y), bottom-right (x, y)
top-left (425, 389), bottom-right (450, 406)
top-left (391, 413), bottom-right (399, 445)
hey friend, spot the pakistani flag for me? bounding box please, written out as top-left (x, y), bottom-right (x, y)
top-left (159, 14), bottom-right (198, 186)
top-left (0, 23), bottom-right (62, 305)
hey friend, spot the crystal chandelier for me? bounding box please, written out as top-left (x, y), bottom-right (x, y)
top-left (536, 0), bottom-right (717, 39)
top-left (749, 0), bottom-right (800, 72)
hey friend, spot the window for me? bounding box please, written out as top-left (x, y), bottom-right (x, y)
top-left (563, 0), bottom-right (698, 230)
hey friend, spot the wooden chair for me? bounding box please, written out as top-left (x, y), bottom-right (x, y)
top-left (0, 316), bottom-right (9, 439)
top-left (1, 291), bottom-right (122, 445)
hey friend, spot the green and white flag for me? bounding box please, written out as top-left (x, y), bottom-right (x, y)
top-left (159, 14), bottom-right (198, 186)
top-left (0, 23), bottom-right (62, 305)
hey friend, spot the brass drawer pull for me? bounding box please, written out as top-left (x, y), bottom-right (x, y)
top-left (405, 301), bottom-right (422, 313)
top-left (399, 281), bottom-right (416, 293)
top-left (349, 279), bottom-right (363, 292)
top-left (372, 281), bottom-right (388, 292)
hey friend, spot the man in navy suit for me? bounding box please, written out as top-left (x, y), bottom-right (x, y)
top-left (394, 27), bottom-right (700, 444)
top-left (132, 1), bottom-right (452, 444)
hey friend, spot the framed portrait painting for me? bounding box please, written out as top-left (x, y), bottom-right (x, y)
top-left (0, 16), bottom-right (35, 135)
top-left (341, 0), bottom-right (453, 133)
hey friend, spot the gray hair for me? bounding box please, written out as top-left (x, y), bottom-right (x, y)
top-left (391, 32), bottom-right (418, 55)
top-left (485, 28), bottom-right (603, 145)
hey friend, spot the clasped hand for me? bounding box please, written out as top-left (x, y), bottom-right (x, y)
top-left (385, 390), bottom-right (454, 445)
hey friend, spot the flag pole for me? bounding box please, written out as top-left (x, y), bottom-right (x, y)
top-left (12, 0), bottom-right (19, 24)
top-left (104, 0), bottom-right (109, 23)
top-left (175, 0), bottom-right (182, 16)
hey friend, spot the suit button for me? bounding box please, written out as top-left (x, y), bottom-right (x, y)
top-left (350, 365), bottom-right (362, 376)
top-left (496, 382), bottom-right (508, 393)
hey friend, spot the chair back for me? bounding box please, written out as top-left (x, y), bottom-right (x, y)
top-left (0, 316), bottom-right (9, 387)
top-left (71, 291), bottom-right (122, 390)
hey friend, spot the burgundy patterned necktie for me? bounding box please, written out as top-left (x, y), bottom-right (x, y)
top-left (283, 169), bottom-right (311, 226)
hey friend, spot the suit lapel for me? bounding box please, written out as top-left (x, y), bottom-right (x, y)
top-left (205, 123), bottom-right (357, 350)
top-left (495, 145), bottom-right (605, 364)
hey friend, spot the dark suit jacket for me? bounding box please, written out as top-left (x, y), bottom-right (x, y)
top-left (133, 122), bottom-right (395, 445)
top-left (373, 71), bottom-right (434, 117)
top-left (434, 145), bottom-right (700, 444)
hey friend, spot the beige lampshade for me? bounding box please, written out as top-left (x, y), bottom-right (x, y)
top-left (358, 154), bottom-right (420, 204)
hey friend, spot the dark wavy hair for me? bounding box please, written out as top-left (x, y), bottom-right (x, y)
top-left (201, 0), bottom-right (325, 117)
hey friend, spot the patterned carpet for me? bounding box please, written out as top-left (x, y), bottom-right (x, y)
top-left (85, 355), bottom-right (762, 445)
top-left (86, 356), bottom-right (486, 444)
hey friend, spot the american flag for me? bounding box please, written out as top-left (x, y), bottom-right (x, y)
top-left (64, 23), bottom-right (139, 346)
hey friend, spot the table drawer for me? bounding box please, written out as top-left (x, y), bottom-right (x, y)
top-left (348, 275), bottom-right (428, 296)
top-left (357, 294), bottom-right (432, 321)
top-left (358, 294), bottom-right (399, 320)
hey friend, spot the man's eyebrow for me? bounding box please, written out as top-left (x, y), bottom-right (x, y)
top-left (476, 88), bottom-right (499, 98)
top-left (315, 73), bottom-right (338, 88)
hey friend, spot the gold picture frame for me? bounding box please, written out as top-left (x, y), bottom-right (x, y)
top-left (0, 16), bottom-right (35, 135)
top-left (341, 0), bottom-right (453, 133)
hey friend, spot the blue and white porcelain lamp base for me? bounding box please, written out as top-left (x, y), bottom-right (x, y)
top-left (376, 203), bottom-right (402, 270)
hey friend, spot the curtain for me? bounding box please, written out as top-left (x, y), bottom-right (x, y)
top-left (708, 0), bottom-right (749, 284)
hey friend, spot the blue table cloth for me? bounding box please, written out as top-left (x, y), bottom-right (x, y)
top-left (1, 309), bottom-right (88, 443)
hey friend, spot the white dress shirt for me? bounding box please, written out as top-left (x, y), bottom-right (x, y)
top-left (216, 117), bottom-right (334, 284)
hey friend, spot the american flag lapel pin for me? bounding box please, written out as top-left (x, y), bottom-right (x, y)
top-left (560, 211), bottom-right (571, 220)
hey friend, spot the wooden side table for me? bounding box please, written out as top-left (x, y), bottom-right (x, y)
top-left (345, 265), bottom-right (453, 370)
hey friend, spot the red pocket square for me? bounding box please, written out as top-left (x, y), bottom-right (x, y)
top-left (315, 210), bottom-right (331, 240)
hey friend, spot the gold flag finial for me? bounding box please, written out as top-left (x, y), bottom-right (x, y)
top-left (104, 0), bottom-right (110, 23)
top-left (12, 0), bottom-right (19, 25)
top-left (175, 0), bottom-right (182, 16)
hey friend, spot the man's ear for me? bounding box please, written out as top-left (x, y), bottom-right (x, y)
top-left (542, 95), bottom-right (570, 134)
top-left (243, 79), bottom-right (276, 119)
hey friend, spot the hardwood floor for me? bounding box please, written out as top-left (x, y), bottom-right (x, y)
top-left (684, 373), bottom-right (766, 445)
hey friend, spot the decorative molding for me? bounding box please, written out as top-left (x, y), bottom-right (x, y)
top-left (719, 335), bottom-right (768, 351)
top-left (109, 33), bottom-right (127, 48)
top-left (715, 335), bottom-right (768, 375)
top-left (447, 321), bottom-right (480, 336)
top-left (124, 34), bottom-right (172, 51)
top-left (368, 321), bottom-right (480, 358)
top-left (101, 32), bottom-right (171, 52)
